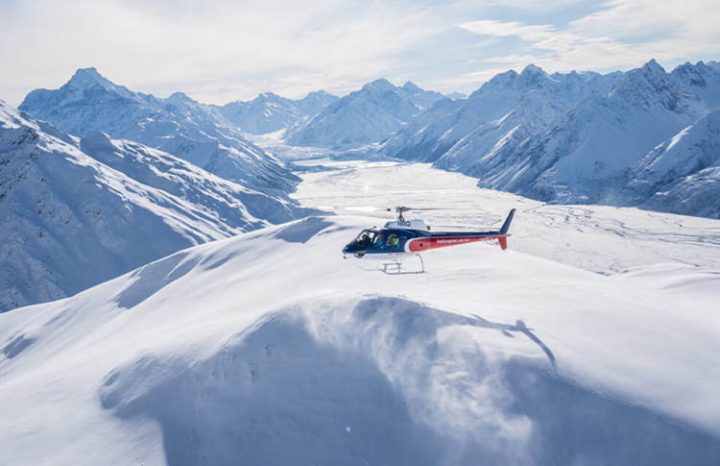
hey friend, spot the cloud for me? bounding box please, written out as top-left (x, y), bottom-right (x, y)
top-left (458, 1), bottom-right (720, 81)
top-left (0, 0), bottom-right (718, 105)
top-left (460, 20), bottom-right (556, 43)
top-left (0, 0), bottom-right (446, 104)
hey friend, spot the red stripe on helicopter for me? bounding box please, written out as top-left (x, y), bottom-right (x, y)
top-left (406, 235), bottom-right (507, 252)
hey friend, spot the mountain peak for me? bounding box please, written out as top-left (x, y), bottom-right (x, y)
top-left (68, 67), bottom-right (115, 89)
top-left (167, 91), bottom-right (195, 103)
top-left (363, 78), bottom-right (396, 92)
top-left (519, 64), bottom-right (549, 86)
top-left (304, 90), bottom-right (331, 98)
top-left (258, 91), bottom-right (281, 100)
top-left (521, 64), bottom-right (546, 76)
top-left (640, 59), bottom-right (666, 76)
top-left (402, 81), bottom-right (423, 93)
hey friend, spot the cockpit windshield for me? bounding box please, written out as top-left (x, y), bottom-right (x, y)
top-left (354, 229), bottom-right (377, 246)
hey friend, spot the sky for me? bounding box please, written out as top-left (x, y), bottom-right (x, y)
top-left (0, 0), bottom-right (718, 105)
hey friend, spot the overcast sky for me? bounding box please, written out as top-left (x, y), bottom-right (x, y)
top-left (1, 0), bottom-right (718, 105)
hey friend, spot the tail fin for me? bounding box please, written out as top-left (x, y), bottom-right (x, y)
top-left (500, 209), bottom-right (516, 235)
top-left (498, 236), bottom-right (508, 250)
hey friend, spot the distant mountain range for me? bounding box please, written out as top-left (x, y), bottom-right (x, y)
top-left (217, 91), bottom-right (338, 135)
top-left (381, 60), bottom-right (720, 219)
top-left (0, 100), bottom-right (304, 312)
top-left (20, 68), bottom-right (298, 195)
top-left (287, 79), bottom-right (445, 148)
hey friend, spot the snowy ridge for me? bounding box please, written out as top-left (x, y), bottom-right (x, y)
top-left (20, 68), bottom-right (299, 195)
top-left (626, 110), bottom-right (720, 217)
top-left (287, 79), bottom-right (444, 148)
top-left (381, 60), bottom-right (720, 219)
top-left (506, 60), bottom-right (703, 203)
top-left (217, 91), bottom-right (338, 135)
top-left (0, 101), bottom-right (303, 312)
top-left (1, 214), bottom-right (719, 465)
top-left (382, 65), bottom-right (619, 165)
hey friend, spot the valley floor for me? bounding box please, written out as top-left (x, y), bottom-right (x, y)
top-left (292, 159), bottom-right (720, 274)
top-left (1, 157), bottom-right (719, 465)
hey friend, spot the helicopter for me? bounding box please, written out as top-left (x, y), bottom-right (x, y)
top-left (342, 207), bottom-right (516, 261)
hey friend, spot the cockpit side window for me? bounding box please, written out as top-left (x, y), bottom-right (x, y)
top-left (355, 230), bottom-right (377, 245)
top-left (386, 234), bottom-right (400, 246)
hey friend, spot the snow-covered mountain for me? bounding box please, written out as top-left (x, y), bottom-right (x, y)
top-left (1, 213), bottom-right (719, 465)
top-left (217, 91), bottom-right (338, 135)
top-left (672, 60), bottom-right (720, 112)
top-left (383, 60), bottom-right (720, 218)
top-left (287, 79), bottom-right (444, 148)
top-left (383, 65), bottom-right (619, 165)
top-left (0, 100), bottom-right (303, 312)
top-left (497, 60), bottom-right (705, 203)
top-left (20, 68), bottom-right (298, 194)
top-left (625, 110), bottom-right (720, 217)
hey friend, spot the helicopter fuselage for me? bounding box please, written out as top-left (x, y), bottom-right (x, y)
top-left (342, 209), bottom-right (515, 258)
top-left (342, 228), bottom-right (508, 257)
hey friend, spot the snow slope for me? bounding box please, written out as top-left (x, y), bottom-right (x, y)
top-left (1, 159), bottom-right (719, 465)
top-left (513, 60), bottom-right (705, 204)
top-left (217, 91), bottom-right (338, 135)
top-left (287, 79), bottom-right (443, 148)
top-left (1, 214), bottom-right (719, 465)
top-left (19, 68), bottom-right (298, 195)
top-left (382, 65), bottom-right (619, 165)
top-left (0, 101), bottom-right (302, 312)
top-left (625, 110), bottom-right (720, 217)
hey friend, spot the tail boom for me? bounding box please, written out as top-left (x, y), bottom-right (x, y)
top-left (406, 234), bottom-right (508, 252)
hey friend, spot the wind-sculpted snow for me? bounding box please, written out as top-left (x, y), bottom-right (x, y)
top-left (1, 215), bottom-right (719, 465)
top-left (19, 68), bottom-right (298, 195)
top-left (98, 297), bottom-right (720, 466)
top-left (0, 101), bottom-right (303, 312)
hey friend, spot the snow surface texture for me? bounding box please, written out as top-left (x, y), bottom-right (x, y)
top-left (1, 159), bottom-right (719, 465)
top-left (626, 110), bottom-right (720, 217)
top-left (287, 79), bottom-right (444, 148)
top-left (381, 60), bottom-right (720, 219)
top-left (217, 91), bottom-right (338, 135)
top-left (19, 68), bottom-right (298, 196)
top-left (0, 101), bottom-right (303, 312)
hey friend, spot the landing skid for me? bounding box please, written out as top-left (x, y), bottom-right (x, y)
top-left (378, 254), bottom-right (425, 275)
